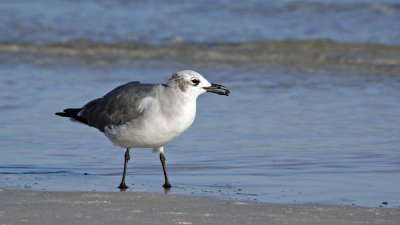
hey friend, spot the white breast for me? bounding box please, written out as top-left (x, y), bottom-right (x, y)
top-left (104, 90), bottom-right (197, 149)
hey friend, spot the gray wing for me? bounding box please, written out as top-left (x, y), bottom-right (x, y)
top-left (80, 81), bottom-right (159, 132)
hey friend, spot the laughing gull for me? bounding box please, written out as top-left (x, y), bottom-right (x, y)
top-left (56, 70), bottom-right (230, 190)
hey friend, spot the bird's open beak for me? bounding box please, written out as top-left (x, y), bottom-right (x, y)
top-left (203, 83), bottom-right (230, 96)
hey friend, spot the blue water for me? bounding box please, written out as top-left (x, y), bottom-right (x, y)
top-left (1, 0), bottom-right (400, 45)
top-left (1, 0), bottom-right (400, 208)
top-left (1, 62), bottom-right (399, 207)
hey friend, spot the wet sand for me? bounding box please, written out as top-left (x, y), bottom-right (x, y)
top-left (0, 189), bottom-right (398, 225)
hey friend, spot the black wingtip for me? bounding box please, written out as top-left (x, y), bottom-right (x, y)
top-left (55, 108), bottom-right (88, 125)
top-left (55, 112), bottom-right (67, 117)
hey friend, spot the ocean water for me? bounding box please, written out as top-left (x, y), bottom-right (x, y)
top-left (1, 0), bottom-right (400, 45)
top-left (1, 0), bottom-right (400, 208)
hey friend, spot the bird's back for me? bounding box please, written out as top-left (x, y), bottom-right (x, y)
top-left (79, 81), bottom-right (160, 132)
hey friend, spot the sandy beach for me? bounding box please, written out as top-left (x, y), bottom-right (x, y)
top-left (0, 189), bottom-right (398, 225)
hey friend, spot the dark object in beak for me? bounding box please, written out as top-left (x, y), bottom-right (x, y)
top-left (204, 83), bottom-right (230, 96)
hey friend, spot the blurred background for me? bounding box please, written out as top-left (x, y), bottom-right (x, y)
top-left (0, 0), bottom-right (399, 208)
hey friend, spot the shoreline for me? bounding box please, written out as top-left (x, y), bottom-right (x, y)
top-left (1, 189), bottom-right (399, 225)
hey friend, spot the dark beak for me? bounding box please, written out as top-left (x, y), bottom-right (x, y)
top-left (203, 83), bottom-right (230, 96)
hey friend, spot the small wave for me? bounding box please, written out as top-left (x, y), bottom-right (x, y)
top-left (282, 1), bottom-right (400, 14)
top-left (0, 104), bottom-right (21, 110)
top-left (1, 39), bottom-right (399, 76)
top-left (230, 1), bottom-right (400, 15)
top-left (0, 171), bottom-right (69, 175)
top-left (0, 165), bottom-right (71, 175)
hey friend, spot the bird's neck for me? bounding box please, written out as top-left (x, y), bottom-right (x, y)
top-left (161, 87), bottom-right (197, 117)
top-left (164, 86), bottom-right (198, 103)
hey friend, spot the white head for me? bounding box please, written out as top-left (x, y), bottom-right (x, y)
top-left (167, 70), bottom-right (230, 98)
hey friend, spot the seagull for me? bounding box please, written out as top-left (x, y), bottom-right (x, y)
top-left (55, 70), bottom-right (230, 190)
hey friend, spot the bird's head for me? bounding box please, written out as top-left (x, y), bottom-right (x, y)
top-left (167, 70), bottom-right (230, 98)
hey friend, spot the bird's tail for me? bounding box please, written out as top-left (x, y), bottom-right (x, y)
top-left (55, 108), bottom-right (88, 125)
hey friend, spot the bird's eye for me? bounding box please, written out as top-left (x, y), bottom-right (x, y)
top-left (191, 78), bottom-right (200, 86)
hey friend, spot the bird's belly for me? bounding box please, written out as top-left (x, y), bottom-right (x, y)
top-left (104, 116), bottom-right (193, 149)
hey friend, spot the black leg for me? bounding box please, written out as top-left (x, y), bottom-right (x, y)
top-left (118, 148), bottom-right (130, 190)
top-left (160, 152), bottom-right (171, 189)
